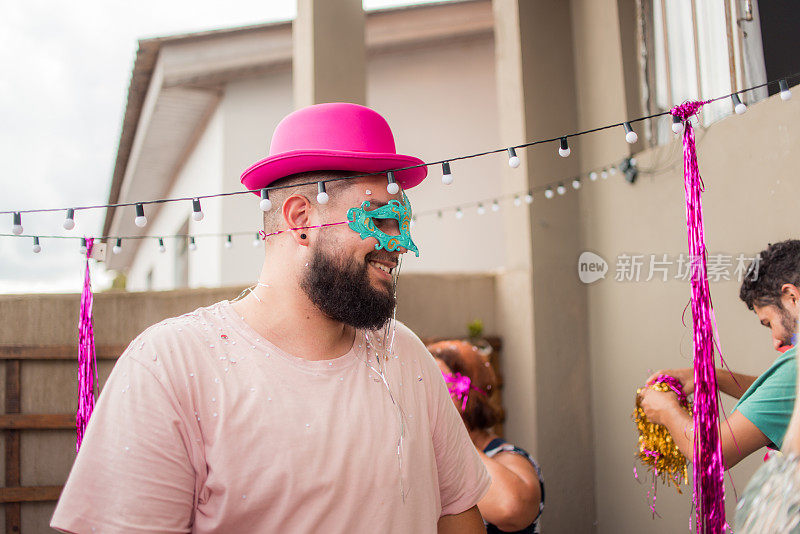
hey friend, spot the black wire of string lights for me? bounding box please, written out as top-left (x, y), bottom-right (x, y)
top-left (1, 153), bottom-right (637, 255)
top-left (2, 73), bottom-right (797, 239)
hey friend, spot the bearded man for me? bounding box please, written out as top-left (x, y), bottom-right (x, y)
top-left (641, 240), bottom-right (799, 468)
top-left (52, 103), bottom-right (489, 533)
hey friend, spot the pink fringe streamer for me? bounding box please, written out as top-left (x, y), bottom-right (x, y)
top-left (76, 238), bottom-right (97, 452)
top-left (672, 102), bottom-right (726, 534)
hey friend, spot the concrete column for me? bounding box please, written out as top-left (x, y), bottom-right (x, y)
top-left (493, 1), bottom-right (597, 531)
top-left (293, 0), bottom-right (366, 107)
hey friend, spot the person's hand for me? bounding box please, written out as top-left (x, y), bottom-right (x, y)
top-left (639, 388), bottom-right (681, 426)
top-left (646, 367), bottom-right (694, 396)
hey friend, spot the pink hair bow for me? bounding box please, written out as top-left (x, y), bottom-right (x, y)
top-left (442, 372), bottom-right (485, 411)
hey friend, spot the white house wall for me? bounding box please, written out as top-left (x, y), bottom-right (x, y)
top-left (128, 107), bottom-right (224, 290)
top-left (367, 34), bottom-right (504, 273)
top-left (219, 71), bottom-right (294, 287)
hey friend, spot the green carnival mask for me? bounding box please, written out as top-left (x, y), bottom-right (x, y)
top-left (346, 193), bottom-right (419, 257)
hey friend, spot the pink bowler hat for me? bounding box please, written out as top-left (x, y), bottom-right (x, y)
top-left (241, 103), bottom-right (427, 192)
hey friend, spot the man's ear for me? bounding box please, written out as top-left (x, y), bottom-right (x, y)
top-left (780, 283), bottom-right (800, 306)
top-left (283, 194), bottom-right (312, 246)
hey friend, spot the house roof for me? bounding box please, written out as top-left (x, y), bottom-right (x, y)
top-left (102, 0), bottom-right (493, 270)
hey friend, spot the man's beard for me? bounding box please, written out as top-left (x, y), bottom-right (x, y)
top-left (778, 304), bottom-right (798, 347)
top-left (300, 242), bottom-right (396, 330)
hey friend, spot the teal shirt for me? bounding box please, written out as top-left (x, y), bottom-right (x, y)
top-left (733, 347), bottom-right (797, 449)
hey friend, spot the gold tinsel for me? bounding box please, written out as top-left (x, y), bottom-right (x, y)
top-left (633, 382), bottom-right (691, 492)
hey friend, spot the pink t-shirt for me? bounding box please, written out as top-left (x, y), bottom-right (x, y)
top-left (52, 301), bottom-right (489, 533)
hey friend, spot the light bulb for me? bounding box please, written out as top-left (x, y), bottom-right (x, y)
top-left (192, 199), bottom-right (204, 221)
top-left (623, 122), bottom-right (638, 144)
top-left (134, 203), bottom-right (147, 227)
top-left (507, 147), bottom-right (520, 168)
top-left (386, 172), bottom-right (400, 194)
top-left (316, 182), bottom-right (329, 204)
top-left (559, 137), bottom-right (570, 157)
top-left (732, 94), bottom-right (747, 114)
top-left (441, 162), bottom-right (453, 185)
top-left (672, 115), bottom-right (684, 134)
top-left (11, 212), bottom-right (22, 235)
top-left (779, 79), bottom-right (792, 101)
top-left (63, 208), bottom-right (75, 230)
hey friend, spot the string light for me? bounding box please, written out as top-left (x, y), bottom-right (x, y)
top-left (476, 203), bottom-right (486, 215)
top-left (441, 161), bottom-right (453, 185)
top-left (556, 184), bottom-right (566, 196)
top-left (134, 204), bottom-right (147, 227)
top-left (79, 238), bottom-right (87, 255)
top-left (192, 199), bottom-right (204, 221)
top-left (158, 238), bottom-right (166, 253)
top-left (623, 122), bottom-right (638, 144)
top-left (507, 148), bottom-right (520, 168)
top-left (559, 137), bottom-right (570, 157)
top-left (732, 93), bottom-right (747, 114)
top-left (63, 209), bottom-right (76, 230)
top-left (6, 153), bottom-right (636, 253)
top-left (544, 188), bottom-right (554, 199)
top-left (316, 182), bottom-right (329, 205)
top-left (259, 189), bottom-right (273, 211)
top-left (601, 169), bottom-right (609, 179)
top-left (779, 79), bottom-right (792, 101)
top-left (188, 236), bottom-right (197, 251)
top-left (1, 75), bottom-right (795, 230)
top-left (609, 166), bottom-right (618, 176)
top-left (386, 171), bottom-right (400, 194)
top-left (11, 212), bottom-right (22, 235)
top-left (672, 115), bottom-right (684, 134)
top-left (589, 171), bottom-right (598, 181)
top-left (32, 236), bottom-right (41, 253)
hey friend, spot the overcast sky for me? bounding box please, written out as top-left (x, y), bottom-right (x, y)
top-left (0, 0), bottom-right (457, 294)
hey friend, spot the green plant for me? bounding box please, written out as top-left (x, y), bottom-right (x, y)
top-left (467, 319), bottom-right (483, 339)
